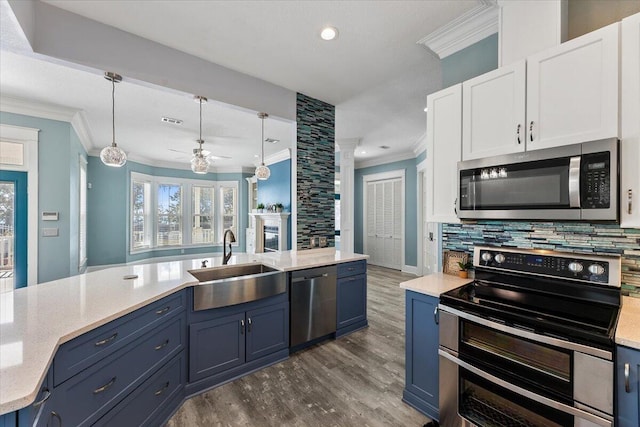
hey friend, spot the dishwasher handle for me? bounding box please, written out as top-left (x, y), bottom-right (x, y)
top-left (292, 273), bottom-right (329, 283)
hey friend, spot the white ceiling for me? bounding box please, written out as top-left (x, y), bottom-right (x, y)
top-left (1, 1), bottom-right (479, 168)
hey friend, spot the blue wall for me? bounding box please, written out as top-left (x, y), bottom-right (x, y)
top-left (355, 158), bottom-right (418, 267)
top-left (257, 158), bottom-right (292, 250)
top-left (87, 157), bottom-right (250, 266)
top-left (441, 33), bottom-right (498, 88)
top-left (0, 111), bottom-right (86, 283)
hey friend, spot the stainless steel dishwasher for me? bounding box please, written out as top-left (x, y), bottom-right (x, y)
top-left (290, 265), bottom-right (337, 347)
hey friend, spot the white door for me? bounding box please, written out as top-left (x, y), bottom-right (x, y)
top-left (526, 22), bottom-right (619, 150)
top-left (462, 60), bottom-right (527, 160)
top-left (364, 176), bottom-right (403, 270)
top-left (621, 12), bottom-right (640, 228)
top-left (426, 84), bottom-right (462, 223)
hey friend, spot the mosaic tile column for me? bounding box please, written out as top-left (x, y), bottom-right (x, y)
top-left (442, 221), bottom-right (640, 296)
top-left (296, 93), bottom-right (335, 249)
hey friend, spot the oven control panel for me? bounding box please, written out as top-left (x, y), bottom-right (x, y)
top-left (475, 248), bottom-right (611, 284)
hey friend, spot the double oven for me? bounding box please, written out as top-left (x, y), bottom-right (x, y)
top-left (438, 246), bottom-right (621, 427)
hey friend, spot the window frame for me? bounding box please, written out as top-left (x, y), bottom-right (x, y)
top-left (129, 172), bottom-right (239, 254)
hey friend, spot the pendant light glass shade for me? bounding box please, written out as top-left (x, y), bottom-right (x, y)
top-left (101, 72), bottom-right (127, 167)
top-left (255, 112), bottom-right (270, 181)
top-left (191, 96), bottom-right (210, 174)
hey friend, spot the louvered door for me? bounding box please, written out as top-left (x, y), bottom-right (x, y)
top-left (364, 178), bottom-right (403, 270)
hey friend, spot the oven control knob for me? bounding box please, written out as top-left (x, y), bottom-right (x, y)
top-left (568, 262), bottom-right (584, 273)
top-left (481, 252), bottom-right (493, 262)
top-left (494, 254), bottom-right (505, 264)
top-left (588, 264), bottom-right (605, 275)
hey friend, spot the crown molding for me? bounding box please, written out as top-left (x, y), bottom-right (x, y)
top-left (262, 148), bottom-right (291, 166)
top-left (417, 1), bottom-right (499, 59)
top-left (411, 132), bottom-right (427, 156)
top-left (355, 150), bottom-right (416, 170)
top-left (1, 95), bottom-right (93, 153)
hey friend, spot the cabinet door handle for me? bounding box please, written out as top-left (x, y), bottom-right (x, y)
top-left (95, 332), bottom-right (118, 347)
top-left (434, 306), bottom-right (439, 325)
top-left (240, 319), bottom-right (245, 335)
top-left (154, 339), bottom-right (169, 351)
top-left (454, 198), bottom-right (458, 216)
top-left (93, 377), bottom-right (117, 394)
top-left (625, 363), bottom-right (631, 393)
top-left (516, 124), bottom-right (521, 144)
top-left (529, 121), bottom-right (534, 142)
top-left (154, 381), bottom-right (170, 396)
top-left (155, 306), bottom-right (170, 315)
top-left (628, 189), bottom-right (633, 215)
top-left (51, 411), bottom-right (62, 426)
top-left (247, 318), bottom-right (252, 333)
top-left (32, 388), bottom-right (51, 407)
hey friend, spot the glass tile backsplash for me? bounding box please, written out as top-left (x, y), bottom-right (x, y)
top-left (443, 221), bottom-right (640, 296)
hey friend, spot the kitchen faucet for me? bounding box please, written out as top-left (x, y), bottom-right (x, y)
top-left (223, 229), bottom-right (236, 265)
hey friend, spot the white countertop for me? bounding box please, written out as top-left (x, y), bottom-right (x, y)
top-left (0, 248), bottom-right (367, 414)
top-left (616, 296), bottom-right (640, 350)
top-left (399, 272), bottom-right (471, 298)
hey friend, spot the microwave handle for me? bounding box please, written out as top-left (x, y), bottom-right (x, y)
top-left (569, 156), bottom-right (581, 208)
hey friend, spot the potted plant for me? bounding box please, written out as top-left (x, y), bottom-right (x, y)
top-left (275, 203), bottom-right (284, 213)
top-left (257, 203), bottom-right (265, 213)
top-left (457, 261), bottom-right (473, 279)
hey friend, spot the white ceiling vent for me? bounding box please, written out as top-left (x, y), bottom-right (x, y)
top-left (161, 117), bottom-right (183, 125)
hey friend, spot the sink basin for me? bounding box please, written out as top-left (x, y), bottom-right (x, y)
top-left (190, 263), bottom-right (286, 311)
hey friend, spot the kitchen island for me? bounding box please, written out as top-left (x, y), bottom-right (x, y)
top-left (0, 248), bottom-right (367, 420)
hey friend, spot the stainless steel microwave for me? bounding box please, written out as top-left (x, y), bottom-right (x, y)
top-left (457, 138), bottom-right (619, 221)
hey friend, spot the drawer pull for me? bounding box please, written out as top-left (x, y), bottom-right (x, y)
top-left (93, 377), bottom-right (117, 394)
top-left (95, 332), bottom-right (118, 347)
top-left (347, 267), bottom-right (356, 271)
top-left (154, 339), bottom-right (170, 351)
top-left (625, 363), bottom-right (631, 393)
top-left (154, 381), bottom-right (170, 396)
top-left (32, 388), bottom-right (51, 407)
top-left (155, 306), bottom-right (170, 315)
top-left (51, 411), bottom-right (62, 426)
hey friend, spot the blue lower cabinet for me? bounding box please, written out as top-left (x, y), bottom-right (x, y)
top-left (189, 301), bottom-right (289, 384)
top-left (189, 312), bottom-right (246, 382)
top-left (336, 274), bottom-right (367, 331)
top-left (618, 345), bottom-right (640, 427)
top-left (94, 352), bottom-right (186, 427)
top-left (402, 290), bottom-right (439, 420)
top-left (17, 365), bottom-right (53, 427)
top-left (246, 302), bottom-right (289, 362)
top-left (0, 412), bottom-right (16, 427)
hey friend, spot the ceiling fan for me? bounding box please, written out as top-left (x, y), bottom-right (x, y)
top-left (167, 148), bottom-right (231, 160)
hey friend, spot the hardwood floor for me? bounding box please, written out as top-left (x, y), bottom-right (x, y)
top-left (167, 265), bottom-right (430, 427)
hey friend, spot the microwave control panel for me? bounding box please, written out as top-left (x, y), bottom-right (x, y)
top-left (581, 151), bottom-right (610, 209)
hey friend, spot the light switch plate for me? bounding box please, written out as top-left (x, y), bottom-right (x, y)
top-left (42, 228), bottom-right (59, 237)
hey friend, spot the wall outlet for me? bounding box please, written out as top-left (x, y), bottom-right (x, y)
top-left (42, 228), bottom-right (59, 237)
top-left (310, 236), bottom-right (317, 248)
top-left (319, 236), bottom-right (327, 247)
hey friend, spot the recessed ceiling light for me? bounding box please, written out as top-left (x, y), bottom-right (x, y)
top-left (423, 107), bottom-right (428, 112)
top-left (361, 150), bottom-right (367, 154)
top-left (320, 26), bottom-right (338, 41)
top-left (265, 138), bottom-right (279, 144)
top-left (254, 154), bottom-right (259, 158)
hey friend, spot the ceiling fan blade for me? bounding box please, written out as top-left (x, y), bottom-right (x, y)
top-left (210, 155), bottom-right (232, 160)
top-left (168, 148), bottom-right (190, 154)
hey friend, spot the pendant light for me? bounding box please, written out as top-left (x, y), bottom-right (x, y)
top-left (100, 72), bottom-right (127, 167)
top-left (191, 96), bottom-right (210, 174)
top-left (255, 112), bottom-right (270, 180)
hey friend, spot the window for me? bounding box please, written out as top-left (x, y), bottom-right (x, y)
top-left (131, 177), bottom-right (152, 250)
top-left (130, 173), bottom-right (238, 252)
top-left (192, 186), bottom-right (214, 244)
top-left (78, 156), bottom-right (87, 269)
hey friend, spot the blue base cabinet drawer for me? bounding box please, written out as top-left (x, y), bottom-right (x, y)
top-left (49, 316), bottom-right (184, 426)
top-left (337, 260), bottom-right (366, 278)
top-left (94, 352), bottom-right (185, 427)
top-left (54, 292), bottom-right (185, 386)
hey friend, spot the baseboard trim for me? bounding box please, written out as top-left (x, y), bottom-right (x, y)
top-left (402, 265), bottom-right (419, 275)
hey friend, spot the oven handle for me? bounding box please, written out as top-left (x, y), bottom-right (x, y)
top-left (438, 349), bottom-right (613, 427)
top-left (438, 305), bottom-right (612, 361)
top-left (569, 156), bottom-right (581, 208)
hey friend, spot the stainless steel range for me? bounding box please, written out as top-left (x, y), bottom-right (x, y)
top-left (438, 246), bottom-right (621, 427)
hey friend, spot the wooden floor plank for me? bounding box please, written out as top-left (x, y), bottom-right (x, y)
top-left (167, 265), bottom-right (430, 427)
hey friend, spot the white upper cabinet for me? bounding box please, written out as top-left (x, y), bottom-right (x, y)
top-left (621, 12), bottom-right (640, 228)
top-left (498, 0), bottom-right (567, 66)
top-left (462, 60), bottom-right (526, 160)
top-left (426, 84), bottom-right (462, 223)
top-left (526, 22), bottom-right (620, 150)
